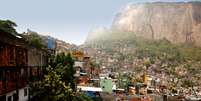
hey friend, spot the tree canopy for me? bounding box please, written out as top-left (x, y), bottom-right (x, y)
top-left (39, 53), bottom-right (92, 101)
top-left (0, 19), bottom-right (17, 35)
top-left (22, 29), bottom-right (45, 48)
top-left (39, 66), bottom-right (76, 101)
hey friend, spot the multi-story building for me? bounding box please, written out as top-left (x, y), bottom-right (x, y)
top-left (0, 31), bottom-right (49, 101)
top-left (72, 50), bottom-right (100, 87)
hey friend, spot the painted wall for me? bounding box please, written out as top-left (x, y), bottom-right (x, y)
top-left (18, 87), bottom-right (29, 101)
top-left (6, 86), bottom-right (29, 101)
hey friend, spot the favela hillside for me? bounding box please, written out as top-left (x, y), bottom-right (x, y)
top-left (1, 1), bottom-right (201, 101)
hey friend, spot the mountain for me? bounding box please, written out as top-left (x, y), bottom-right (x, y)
top-left (84, 2), bottom-right (201, 62)
top-left (83, 2), bottom-right (201, 86)
top-left (111, 2), bottom-right (201, 46)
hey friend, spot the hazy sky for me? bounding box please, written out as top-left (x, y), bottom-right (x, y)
top-left (0, 0), bottom-right (191, 45)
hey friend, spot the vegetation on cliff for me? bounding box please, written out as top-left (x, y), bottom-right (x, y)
top-left (112, 2), bottom-right (201, 47)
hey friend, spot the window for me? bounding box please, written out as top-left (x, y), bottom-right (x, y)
top-left (24, 88), bottom-right (28, 97)
top-left (8, 46), bottom-right (15, 65)
top-left (0, 95), bottom-right (6, 101)
top-left (0, 45), bottom-right (3, 66)
top-left (0, 71), bottom-right (3, 80)
top-left (13, 93), bottom-right (18, 101)
top-left (7, 96), bottom-right (12, 101)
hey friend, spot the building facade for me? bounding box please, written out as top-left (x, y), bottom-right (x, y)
top-left (0, 31), bottom-right (48, 101)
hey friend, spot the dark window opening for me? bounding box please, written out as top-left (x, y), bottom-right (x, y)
top-left (0, 95), bottom-right (6, 101)
top-left (24, 88), bottom-right (28, 97)
top-left (7, 96), bottom-right (12, 101)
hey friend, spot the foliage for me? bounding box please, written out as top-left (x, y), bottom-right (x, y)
top-left (76, 92), bottom-right (93, 101)
top-left (0, 20), bottom-right (45, 49)
top-left (22, 29), bottom-right (45, 48)
top-left (0, 19), bottom-right (17, 35)
top-left (39, 53), bottom-right (93, 101)
top-left (53, 53), bottom-right (76, 91)
top-left (39, 66), bottom-right (76, 101)
top-left (135, 38), bottom-right (201, 62)
top-left (182, 79), bottom-right (194, 88)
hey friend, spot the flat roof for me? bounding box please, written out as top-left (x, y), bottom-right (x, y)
top-left (77, 86), bottom-right (102, 92)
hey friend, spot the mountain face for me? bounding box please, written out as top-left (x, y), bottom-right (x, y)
top-left (83, 2), bottom-right (201, 86)
top-left (111, 2), bottom-right (201, 46)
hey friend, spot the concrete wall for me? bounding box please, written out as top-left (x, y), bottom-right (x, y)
top-left (6, 86), bottom-right (29, 101)
top-left (18, 87), bottom-right (29, 101)
top-left (74, 61), bottom-right (84, 67)
top-left (28, 48), bottom-right (48, 67)
top-left (28, 49), bottom-right (42, 66)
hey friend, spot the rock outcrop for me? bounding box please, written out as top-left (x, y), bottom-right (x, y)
top-left (112, 2), bottom-right (201, 46)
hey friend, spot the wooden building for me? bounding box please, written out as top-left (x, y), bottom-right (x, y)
top-left (0, 31), bottom-right (49, 101)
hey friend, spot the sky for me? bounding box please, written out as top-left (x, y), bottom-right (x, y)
top-left (0, 0), bottom-right (191, 45)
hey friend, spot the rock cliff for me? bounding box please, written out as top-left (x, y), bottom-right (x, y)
top-left (112, 2), bottom-right (201, 46)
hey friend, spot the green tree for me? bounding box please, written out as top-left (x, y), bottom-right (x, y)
top-left (40, 66), bottom-right (76, 101)
top-left (0, 19), bottom-right (17, 35)
top-left (54, 53), bottom-right (76, 91)
top-left (22, 29), bottom-right (45, 48)
top-left (39, 58), bottom-right (92, 101)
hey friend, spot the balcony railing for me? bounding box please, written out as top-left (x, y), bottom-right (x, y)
top-left (0, 66), bottom-right (44, 95)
